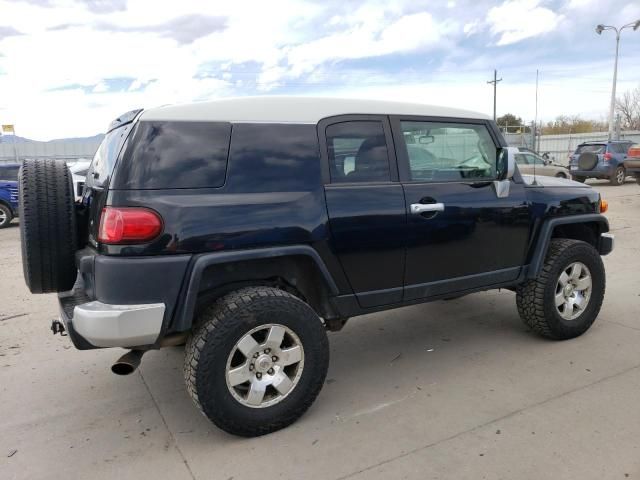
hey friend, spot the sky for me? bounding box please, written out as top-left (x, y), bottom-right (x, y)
top-left (0, 0), bottom-right (639, 140)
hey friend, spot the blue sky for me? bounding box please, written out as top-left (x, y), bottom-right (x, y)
top-left (0, 0), bottom-right (639, 139)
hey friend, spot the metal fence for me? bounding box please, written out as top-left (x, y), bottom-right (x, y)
top-left (0, 137), bottom-right (102, 163)
top-left (505, 130), bottom-right (640, 165)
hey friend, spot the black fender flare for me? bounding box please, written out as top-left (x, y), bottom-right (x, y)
top-left (527, 213), bottom-right (609, 279)
top-left (170, 245), bottom-right (339, 332)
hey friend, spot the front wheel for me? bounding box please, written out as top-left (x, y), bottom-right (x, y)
top-left (184, 287), bottom-right (329, 437)
top-left (610, 166), bottom-right (626, 186)
top-left (0, 204), bottom-right (12, 228)
top-left (516, 239), bottom-right (605, 340)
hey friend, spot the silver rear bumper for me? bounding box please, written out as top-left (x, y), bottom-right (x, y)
top-left (68, 301), bottom-right (165, 348)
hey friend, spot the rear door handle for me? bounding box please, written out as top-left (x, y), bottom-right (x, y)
top-left (410, 203), bottom-right (444, 214)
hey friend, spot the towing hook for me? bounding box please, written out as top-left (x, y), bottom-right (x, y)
top-left (51, 319), bottom-right (67, 336)
top-left (111, 350), bottom-right (146, 376)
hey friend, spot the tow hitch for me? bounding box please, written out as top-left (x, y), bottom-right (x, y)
top-left (51, 319), bottom-right (67, 336)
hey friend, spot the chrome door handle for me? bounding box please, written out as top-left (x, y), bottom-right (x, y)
top-left (410, 203), bottom-right (444, 214)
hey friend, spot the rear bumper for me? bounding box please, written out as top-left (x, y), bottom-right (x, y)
top-left (58, 282), bottom-right (165, 349)
top-left (569, 164), bottom-right (614, 178)
top-left (599, 233), bottom-right (614, 256)
top-left (70, 301), bottom-right (164, 348)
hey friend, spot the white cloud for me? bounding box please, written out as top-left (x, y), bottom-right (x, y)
top-left (487, 0), bottom-right (563, 46)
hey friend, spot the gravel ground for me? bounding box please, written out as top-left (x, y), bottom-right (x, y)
top-left (1, 179), bottom-right (639, 480)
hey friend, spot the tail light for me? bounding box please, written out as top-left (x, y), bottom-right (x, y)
top-left (603, 152), bottom-right (612, 162)
top-left (98, 207), bottom-right (163, 244)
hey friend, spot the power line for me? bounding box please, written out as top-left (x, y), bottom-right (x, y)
top-left (487, 69), bottom-right (502, 121)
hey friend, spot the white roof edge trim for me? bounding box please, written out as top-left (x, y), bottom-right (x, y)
top-left (140, 96), bottom-right (491, 124)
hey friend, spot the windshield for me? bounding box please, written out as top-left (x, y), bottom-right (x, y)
top-left (0, 166), bottom-right (20, 181)
top-left (86, 123), bottom-right (133, 188)
top-left (575, 144), bottom-right (605, 154)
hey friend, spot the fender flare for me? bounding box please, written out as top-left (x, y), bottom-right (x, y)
top-left (527, 213), bottom-right (609, 279)
top-left (170, 245), bottom-right (339, 331)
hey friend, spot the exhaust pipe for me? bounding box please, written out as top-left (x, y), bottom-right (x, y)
top-left (111, 349), bottom-right (145, 376)
top-left (111, 334), bottom-right (189, 375)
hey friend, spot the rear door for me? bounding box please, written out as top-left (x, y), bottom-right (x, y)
top-left (319, 115), bottom-right (406, 308)
top-left (391, 117), bottom-right (531, 300)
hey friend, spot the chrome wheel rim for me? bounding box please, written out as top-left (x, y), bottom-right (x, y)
top-left (225, 324), bottom-right (304, 408)
top-left (617, 169), bottom-right (625, 183)
top-left (555, 262), bottom-right (592, 320)
top-left (0, 210), bottom-right (6, 224)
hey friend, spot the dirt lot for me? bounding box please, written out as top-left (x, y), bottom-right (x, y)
top-left (1, 180), bottom-right (639, 480)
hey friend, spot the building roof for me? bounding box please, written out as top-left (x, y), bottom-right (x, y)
top-left (141, 96), bottom-right (490, 124)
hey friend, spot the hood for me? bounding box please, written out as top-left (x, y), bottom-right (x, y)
top-left (521, 175), bottom-right (589, 187)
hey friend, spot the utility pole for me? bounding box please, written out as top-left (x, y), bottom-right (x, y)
top-left (487, 70), bottom-right (502, 121)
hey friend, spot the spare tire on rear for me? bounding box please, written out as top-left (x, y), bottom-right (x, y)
top-left (578, 152), bottom-right (598, 170)
top-left (19, 159), bottom-right (78, 294)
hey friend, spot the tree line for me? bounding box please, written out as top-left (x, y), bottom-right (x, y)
top-left (497, 84), bottom-right (640, 135)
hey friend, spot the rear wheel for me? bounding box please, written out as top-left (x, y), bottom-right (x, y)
top-left (555, 172), bottom-right (568, 179)
top-left (19, 159), bottom-right (77, 293)
top-left (184, 287), bottom-right (329, 437)
top-left (0, 204), bottom-right (12, 228)
top-left (610, 166), bottom-right (626, 186)
top-left (516, 239), bottom-right (605, 340)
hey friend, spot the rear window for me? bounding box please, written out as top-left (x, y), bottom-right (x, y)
top-left (112, 121), bottom-right (231, 190)
top-left (575, 144), bottom-right (605, 154)
top-left (0, 166), bottom-right (19, 181)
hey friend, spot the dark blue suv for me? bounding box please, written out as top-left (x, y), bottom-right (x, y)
top-left (0, 163), bottom-right (19, 228)
top-left (16, 98), bottom-right (614, 437)
top-left (569, 140), bottom-right (633, 186)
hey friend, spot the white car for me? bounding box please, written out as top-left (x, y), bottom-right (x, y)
top-left (68, 160), bottom-right (91, 202)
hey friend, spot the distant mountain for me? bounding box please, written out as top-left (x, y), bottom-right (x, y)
top-left (0, 134), bottom-right (104, 144)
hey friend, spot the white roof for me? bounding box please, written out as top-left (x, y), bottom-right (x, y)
top-left (140, 96), bottom-right (490, 124)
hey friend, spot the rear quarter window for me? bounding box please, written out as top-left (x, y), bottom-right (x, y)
top-left (112, 121), bottom-right (231, 189)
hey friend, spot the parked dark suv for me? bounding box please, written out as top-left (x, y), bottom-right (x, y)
top-left (18, 97), bottom-right (613, 437)
top-left (569, 140), bottom-right (633, 185)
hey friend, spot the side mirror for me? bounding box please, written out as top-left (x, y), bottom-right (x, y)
top-left (497, 148), bottom-right (515, 180)
top-left (543, 159), bottom-right (551, 166)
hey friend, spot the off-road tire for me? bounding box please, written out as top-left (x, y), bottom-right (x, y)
top-left (19, 159), bottom-right (77, 293)
top-left (516, 239), bottom-right (605, 340)
top-left (0, 203), bottom-right (12, 228)
top-left (184, 286), bottom-right (329, 437)
top-left (610, 166), bottom-right (626, 186)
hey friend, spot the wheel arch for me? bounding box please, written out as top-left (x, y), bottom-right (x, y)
top-left (171, 246), bottom-right (341, 332)
top-left (527, 214), bottom-right (609, 279)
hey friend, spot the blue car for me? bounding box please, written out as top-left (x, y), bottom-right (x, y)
top-left (568, 140), bottom-right (633, 186)
top-left (0, 163), bottom-right (20, 228)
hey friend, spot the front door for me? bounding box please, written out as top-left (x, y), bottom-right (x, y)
top-left (391, 117), bottom-right (531, 301)
top-left (320, 116), bottom-right (406, 308)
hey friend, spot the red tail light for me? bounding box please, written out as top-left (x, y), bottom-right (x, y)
top-left (603, 152), bottom-right (612, 162)
top-left (98, 207), bottom-right (163, 244)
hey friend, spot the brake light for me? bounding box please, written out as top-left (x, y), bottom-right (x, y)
top-left (98, 207), bottom-right (163, 244)
top-left (603, 152), bottom-right (612, 162)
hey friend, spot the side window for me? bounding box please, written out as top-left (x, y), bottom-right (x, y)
top-left (515, 153), bottom-right (528, 164)
top-left (400, 121), bottom-right (497, 182)
top-left (326, 121), bottom-right (391, 183)
top-left (527, 154), bottom-right (544, 165)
